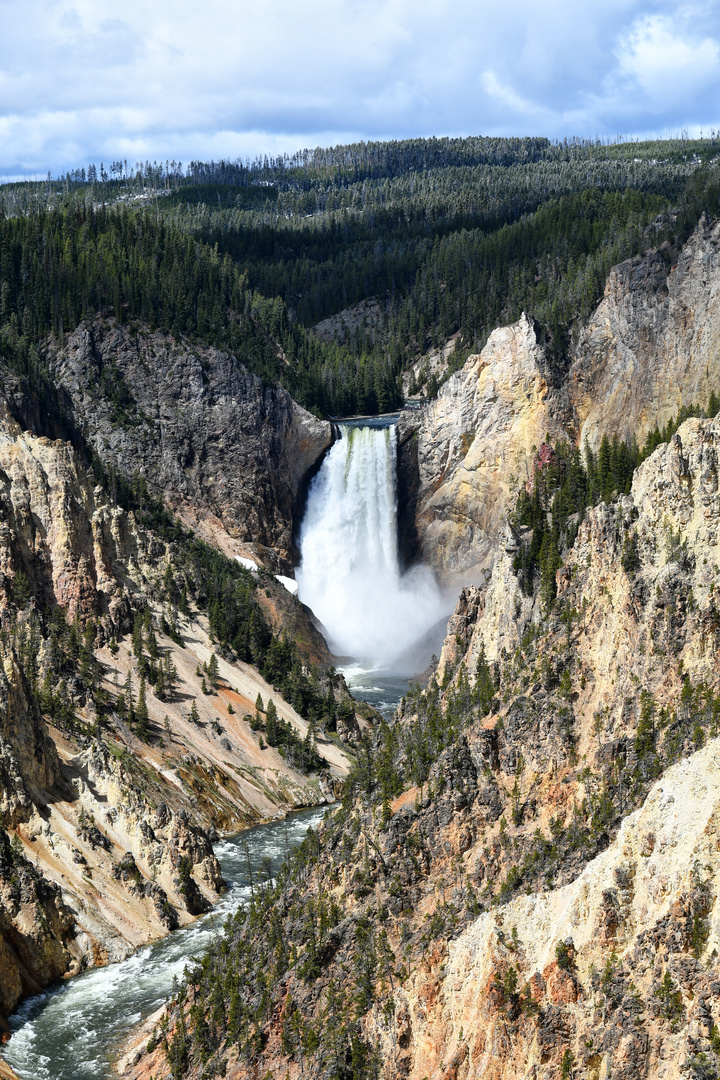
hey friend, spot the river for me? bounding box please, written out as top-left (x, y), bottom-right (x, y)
top-left (341, 664), bottom-right (414, 718)
top-left (1, 806), bottom-right (329, 1080)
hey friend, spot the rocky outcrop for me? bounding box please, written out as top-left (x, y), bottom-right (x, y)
top-left (570, 215), bottom-right (720, 452)
top-left (439, 415), bottom-right (720, 719)
top-left (397, 313), bottom-right (568, 583)
top-left (0, 650), bottom-right (63, 827)
top-left (0, 394), bottom-right (151, 625)
top-left (402, 737), bottom-right (720, 1080)
top-left (400, 221), bottom-right (720, 583)
top-left (0, 828), bottom-right (76, 1023)
top-left (50, 322), bottom-right (332, 569)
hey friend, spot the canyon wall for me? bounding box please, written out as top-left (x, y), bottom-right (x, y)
top-left (570, 214), bottom-right (720, 452)
top-left (402, 738), bottom-right (720, 1080)
top-left (401, 218), bottom-right (720, 584)
top-left (397, 313), bottom-right (568, 584)
top-left (388, 413), bottom-right (720, 1080)
top-left (50, 322), bottom-right (332, 569)
top-left (0, 397), bottom-right (349, 1024)
top-left (122, 413), bottom-right (720, 1080)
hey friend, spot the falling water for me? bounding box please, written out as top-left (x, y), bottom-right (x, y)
top-left (295, 422), bottom-right (448, 672)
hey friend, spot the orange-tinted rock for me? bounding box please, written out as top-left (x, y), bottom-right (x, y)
top-left (542, 961), bottom-right (580, 1005)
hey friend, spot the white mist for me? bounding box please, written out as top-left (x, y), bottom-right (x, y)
top-left (295, 423), bottom-right (448, 669)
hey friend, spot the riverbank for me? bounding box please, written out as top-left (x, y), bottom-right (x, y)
top-left (1, 807), bottom-right (329, 1080)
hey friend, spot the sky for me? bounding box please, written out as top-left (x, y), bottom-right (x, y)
top-left (0, 0), bottom-right (719, 176)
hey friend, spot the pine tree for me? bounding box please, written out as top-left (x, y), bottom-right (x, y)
top-left (163, 652), bottom-right (177, 698)
top-left (132, 614), bottom-right (144, 659)
top-left (265, 699), bottom-right (278, 746)
top-left (657, 969), bottom-right (682, 1020)
top-left (598, 434), bottom-right (613, 502)
top-left (136, 674), bottom-right (149, 738)
top-left (163, 562), bottom-right (176, 604)
top-left (11, 569), bottom-right (30, 608)
top-left (621, 531), bottom-right (641, 576)
top-left (635, 690), bottom-right (656, 756)
top-left (189, 700), bottom-right (200, 724)
top-left (40, 671), bottom-right (56, 718)
top-left (473, 643), bottom-right (496, 715)
top-left (124, 670), bottom-right (135, 724)
top-left (539, 531), bottom-right (562, 612)
top-left (323, 688), bottom-right (337, 731)
top-left (145, 620), bottom-right (159, 660)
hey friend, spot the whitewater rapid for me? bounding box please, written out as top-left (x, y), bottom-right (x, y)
top-left (295, 422), bottom-right (448, 669)
top-left (1, 808), bottom-right (327, 1080)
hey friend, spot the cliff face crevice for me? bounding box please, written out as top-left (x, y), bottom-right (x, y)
top-left (49, 322), bottom-right (332, 570)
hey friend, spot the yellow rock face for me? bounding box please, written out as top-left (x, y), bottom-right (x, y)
top-left (570, 216), bottom-right (720, 452)
top-left (0, 394), bottom-right (348, 1026)
top-left (400, 313), bottom-right (568, 586)
top-left (402, 738), bottom-right (720, 1080)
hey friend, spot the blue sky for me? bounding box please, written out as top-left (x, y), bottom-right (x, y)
top-left (1, 0), bottom-right (719, 175)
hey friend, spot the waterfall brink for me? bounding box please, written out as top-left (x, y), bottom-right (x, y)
top-left (296, 423), bottom-right (446, 669)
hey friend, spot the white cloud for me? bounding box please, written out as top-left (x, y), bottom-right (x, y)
top-left (0, 0), bottom-right (719, 173)
top-left (481, 72), bottom-right (549, 119)
top-left (618, 12), bottom-right (720, 102)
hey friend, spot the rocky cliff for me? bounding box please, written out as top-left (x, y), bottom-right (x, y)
top-left (49, 321), bottom-right (332, 570)
top-left (403, 738), bottom-right (720, 1080)
top-left (397, 313), bottom-right (569, 584)
top-left (438, 413), bottom-right (720, 707)
top-left (401, 218), bottom-right (720, 584)
top-left (570, 214), bottom-right (720, 452)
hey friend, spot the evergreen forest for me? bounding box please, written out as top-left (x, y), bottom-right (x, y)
top-left (2, 135), bottom-right (720, 418)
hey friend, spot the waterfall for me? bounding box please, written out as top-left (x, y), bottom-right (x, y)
top-left (295, 423), bottom-right (447, 669)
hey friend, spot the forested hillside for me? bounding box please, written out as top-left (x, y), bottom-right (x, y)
top-left (2, 135), bottom-right (720, 416)
top-left (163, 137), bottom-right (720, 374)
